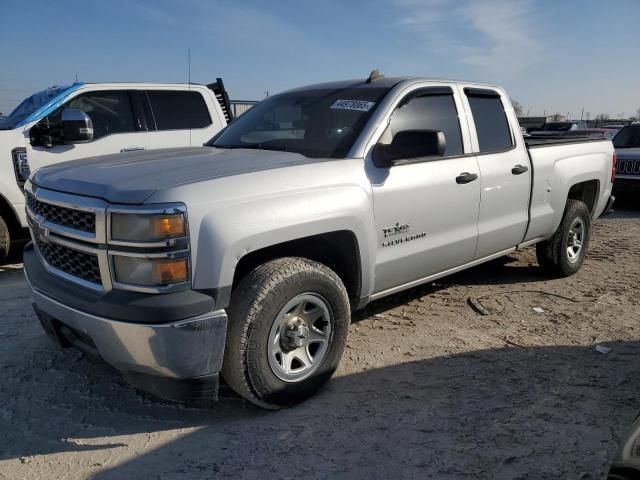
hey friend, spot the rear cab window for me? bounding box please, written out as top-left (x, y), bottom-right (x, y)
top-left (146, 91), bottom-right (212, 130)
top-left (464, 88), bottom-right (514, 153)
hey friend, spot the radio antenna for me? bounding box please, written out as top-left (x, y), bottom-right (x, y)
top-left (188, 49), bottom-right (192, 144)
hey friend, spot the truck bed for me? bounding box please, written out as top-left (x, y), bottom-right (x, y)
top-left (523, 135), bottom-right (614, 245)
top-left (525, 136), bottom-right (610, 148)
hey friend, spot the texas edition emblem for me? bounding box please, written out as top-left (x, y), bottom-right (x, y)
top-left (382, 222), bottom-right (410, 238)
top-left (381, 222), bottom-right (426, 247)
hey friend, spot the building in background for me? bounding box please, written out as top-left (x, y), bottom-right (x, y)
top-left (230, 100), bottom-right (258, 117)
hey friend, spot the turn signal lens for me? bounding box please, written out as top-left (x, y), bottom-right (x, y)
top-left (152, 259), bottom-right (188, 284)
top-left (152, 215), bottom-right (185, 238)
top-left (113, 256), bottom-right (189, 286)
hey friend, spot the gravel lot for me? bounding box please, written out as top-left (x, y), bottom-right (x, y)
top-left (1, 203), bottom-right (639, 480)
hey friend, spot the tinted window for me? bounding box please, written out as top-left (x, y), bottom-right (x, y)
top-left (389, 93), bottom-right (463, 156)
top-left (211, 87), bottom-right (389, 159)
top-left (466, 93), bottom-right (513, 152)
top-left (41, 91), bottom-right (136, 140)
top-left (613, 126), bottom-right (640, 148)
top-left (1, 85), bottom-right (72, 130)
top-left (147, 91), bottom-right (211, 130)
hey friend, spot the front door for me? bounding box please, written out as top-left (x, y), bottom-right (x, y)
top-left (25, 89), bottom-right (151, 174)
top-left (370, 87), bottom-right (481, 295)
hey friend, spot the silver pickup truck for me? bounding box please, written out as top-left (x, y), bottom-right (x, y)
top-left (23, 73), bottom-right (616, 409)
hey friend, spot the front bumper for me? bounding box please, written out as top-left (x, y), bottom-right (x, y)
top-left (24, 244), bottom-right (228, 404)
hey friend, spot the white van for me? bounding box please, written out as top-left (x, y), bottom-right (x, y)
top-left (0, 79), bottom-right (232, 260)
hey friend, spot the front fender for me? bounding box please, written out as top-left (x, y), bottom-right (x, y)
top-left (191, 184), bottom-right (376, 300)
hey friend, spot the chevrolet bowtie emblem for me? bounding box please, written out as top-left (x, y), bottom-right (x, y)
top-left (32, 215), bottom-right (50, 243)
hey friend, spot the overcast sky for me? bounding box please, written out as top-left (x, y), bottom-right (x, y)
top-left (1, 0), bottom-right (638, 119)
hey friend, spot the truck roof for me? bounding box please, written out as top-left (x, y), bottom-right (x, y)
top-left (285, 76), bottom-right (502, 94)
top-left (78, 82), bottom-right (212, 89)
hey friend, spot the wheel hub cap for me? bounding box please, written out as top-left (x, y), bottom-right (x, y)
top-left (283, 317), bottom-right (309, 349)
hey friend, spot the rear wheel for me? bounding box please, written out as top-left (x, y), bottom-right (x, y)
top-left (0, 215), bottom-right (10, 262)
top-left (222, 257), bottom-right (350, 409)
top-left (536, 199), bottom-right (591, 277)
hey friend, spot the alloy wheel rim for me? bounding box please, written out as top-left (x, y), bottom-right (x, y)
top-left (267, 293), bottom-right (333, 383)
top-left (566, 217), bottom-right (584, 264)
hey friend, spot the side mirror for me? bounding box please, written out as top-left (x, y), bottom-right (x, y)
top-left (373, 129), bottom-right (446, 167)
top-left (62, 109), bottom-right (93, 143)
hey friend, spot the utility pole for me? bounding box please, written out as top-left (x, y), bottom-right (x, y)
top-left (580, 108), bottom-right (584, 120)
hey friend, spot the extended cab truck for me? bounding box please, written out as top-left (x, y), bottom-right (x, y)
top-left (0, 79), bottom-right (232, 261)
top-left (23, 73), bottom-right (616, 409)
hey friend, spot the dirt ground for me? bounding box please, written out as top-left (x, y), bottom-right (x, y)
top-left (1, 202), bottom-right (639, 480)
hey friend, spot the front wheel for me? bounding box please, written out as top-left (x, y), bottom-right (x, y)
top-left (536, 199), bottom-right (591, 277)
top-left (222, 257), bottom-right (350, 409)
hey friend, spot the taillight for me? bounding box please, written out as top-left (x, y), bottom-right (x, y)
top-left (611, 152), bottom-right (617, 183)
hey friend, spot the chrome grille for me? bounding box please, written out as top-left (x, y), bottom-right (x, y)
top-left (26, 192), bottom-right (96, 233)
top-left (11, 147), bottom-right (29, 192)
top-left (617, 158), bottom-right (640, 176)
top-left (35, 238), bottom-right (102, 285)
top-left (26, 184), bottom-right (190, 294)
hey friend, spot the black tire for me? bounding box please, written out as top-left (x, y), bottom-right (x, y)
top-left (222, 257), bottom-right (350, 409)
top-left (0, 215), bottom-right (10, 262)
top-left (536, 199), bottom-right (591, 277)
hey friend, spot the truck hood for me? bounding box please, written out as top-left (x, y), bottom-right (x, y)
top-left (616, 148), bottom-right (640, 160)
top-left (31, 147), bottom-right (324, 204)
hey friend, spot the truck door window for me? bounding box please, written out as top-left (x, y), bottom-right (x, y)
top-left (37, 91), bottom-right (136, 141)
top-left (465, 89), bottom-right (513, 152)
top-left (388, 93), bottom-right (463, 157)
top-left (146, 91), bottom-right (212, 130)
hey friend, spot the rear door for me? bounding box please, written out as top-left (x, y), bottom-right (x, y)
top-left (370, 85), bottom-right (481, 295)
top-left (459, 86), bottom-right (531, 259)
top-left (143, 89), bottom-right (214, 148)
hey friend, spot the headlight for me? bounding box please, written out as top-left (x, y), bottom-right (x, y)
top-left (113, 256), bottom-right (188, 286)
top-left (110, 210), bottom-right (186, 242)
top-left (108, 203), bottom-right (190, 291)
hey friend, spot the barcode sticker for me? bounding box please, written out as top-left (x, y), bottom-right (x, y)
top-left (330, 99), bottom-right (376, 112)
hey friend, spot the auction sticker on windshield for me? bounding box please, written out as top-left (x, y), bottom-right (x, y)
top-left (330, 99), bottom-right (376, 112)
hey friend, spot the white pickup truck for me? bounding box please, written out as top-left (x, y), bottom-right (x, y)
top-left (24, 72), bottom-right (616, 409)
top-left (0, 79), bottom-right (232, 260)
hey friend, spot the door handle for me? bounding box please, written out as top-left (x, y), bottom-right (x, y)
top-left (456, 172), bottom-right (478, 184)
top-left (511, 164), bottom-right (529, 175)
top-left (120, 146), bottom-right (145, 153)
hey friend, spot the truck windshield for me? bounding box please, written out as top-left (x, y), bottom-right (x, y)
top-left (613, 125), bottom-right (640, 148)
top-left (209, 87), bottom-right (389, 158)
top-left (0, 85), bottom-right (72, 130)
